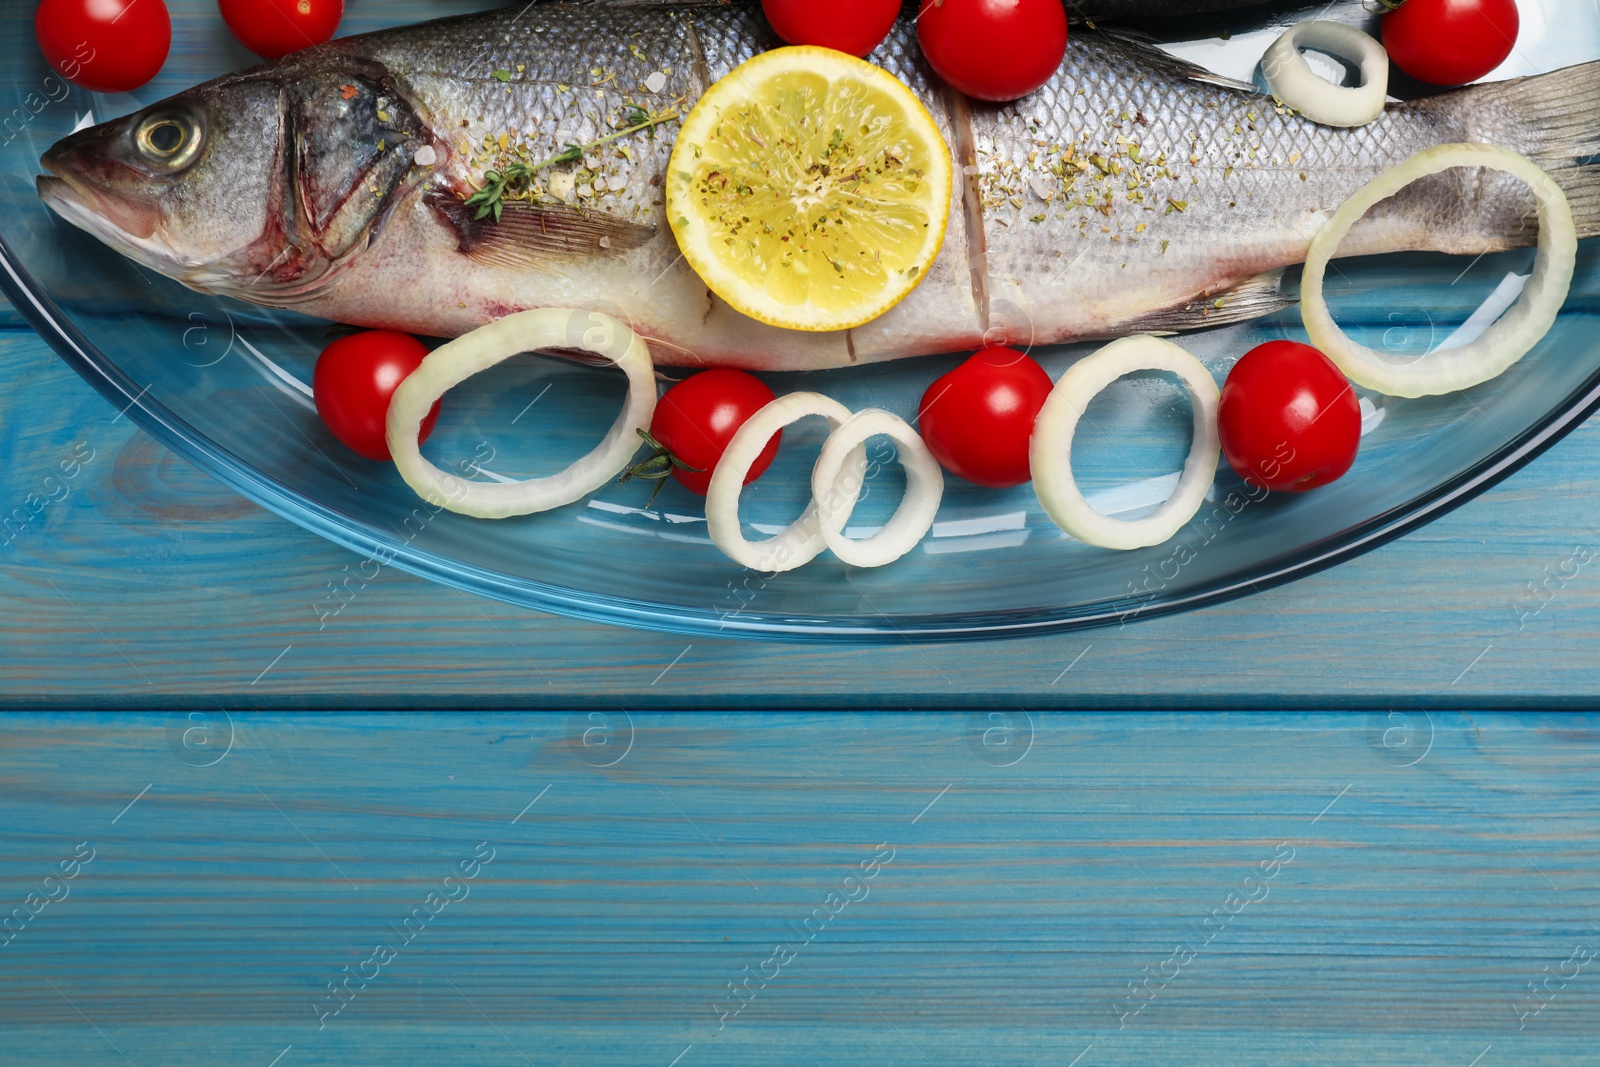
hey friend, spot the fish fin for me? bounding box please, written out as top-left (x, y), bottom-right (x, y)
top-left (1094, 27), bottom-right (1260, 94)
top-left (427, 192), bottom-right (657, 270)
top-left (1111, 270), bottom-right (1293, 335)
top-left (1180, 69), bottom-right (1262, 95)
top-left (1453, 60), bottom-right (1600, 241)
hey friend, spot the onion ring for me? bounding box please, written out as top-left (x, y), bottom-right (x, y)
top-left (1030, 336), bottom-right (1221, 551)
top-left (811, 409), bottom-right (944, 568)
top-left (1262, 20), bottom-right (1388, 128)
top-left (1302, 143), bottom-right (1577, 398)
top-left (705, 392), bottom-right (868, 573)
top-left (386, 308), bottom-right (656, 518)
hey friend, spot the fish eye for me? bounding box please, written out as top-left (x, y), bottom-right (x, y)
top-left (135, 113), bottom-right (203, 170)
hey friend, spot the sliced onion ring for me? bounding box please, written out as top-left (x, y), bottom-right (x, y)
top-left (1303, 144), bottom-right (1577, 398)
top-left (706, 391), bottom-right (868, 573)
top-left (386, 308), bottom-right (656, 518)
top-left (1262, 20), bottom-right (1388, 128)
top-left (811, 408), bottom-right (944, 569)
top-left (1030, 336), bottom-right (1221, 551)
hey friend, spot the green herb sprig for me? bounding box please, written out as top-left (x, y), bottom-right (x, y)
top-left (464, 106), bottom-right (680, 222)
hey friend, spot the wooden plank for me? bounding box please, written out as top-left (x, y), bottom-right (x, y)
top-left (5, 320), bottom-right (1600, 704)
top-left (0, 713), bottom-right (1596, 1067)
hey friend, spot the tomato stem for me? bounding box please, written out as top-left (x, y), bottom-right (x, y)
top-left (619, 428), bottom-right (705, 509)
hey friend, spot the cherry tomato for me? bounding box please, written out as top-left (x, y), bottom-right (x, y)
top-left (313, 330), bottom-right (439, 462)
top-left (35, 0), bottom-right (172, 94)
top-left (916, 0), bottom-right (1068, 103)
top-left (637, 369), bottom-right (780, 497)
top-left (1382, 0), bottom-right (1519, 85)
top-left (917, 347), bottom-right (1053, 488)
top-left (761, 0), bottom-right (901, 57)
top-left (218, 0), bottom-right (344, 60)
top-left (1217, 341), bottom-right (1361, 493)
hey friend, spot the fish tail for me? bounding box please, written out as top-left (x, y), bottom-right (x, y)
top-left (1460, 60), bottom-right (1600, 240)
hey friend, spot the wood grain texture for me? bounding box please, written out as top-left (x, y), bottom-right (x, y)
top-left (0, 713), bottom-right (1596, 1067)
top-left (5, 310), bottom-right (1600, 705)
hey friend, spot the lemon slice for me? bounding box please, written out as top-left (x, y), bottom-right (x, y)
top-left (666, 46), bottom-right (953, 333)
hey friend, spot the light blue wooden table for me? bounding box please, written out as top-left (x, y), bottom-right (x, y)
top-left (3, 290), bottom-right (1600, 704)
top-left (0, 712), bottom-right (1596, 1067)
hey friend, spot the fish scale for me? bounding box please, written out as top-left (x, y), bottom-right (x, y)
top-left (970, 31), bottom-right (1544, 342)
top-left (36, 2), bottom-right (1600, 371)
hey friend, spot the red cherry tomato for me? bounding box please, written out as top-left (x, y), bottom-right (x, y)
top-left (313, 330), bottom-right (439, 462)
top-left (761, 0), bottom-right (901, 57)
top-left (917, 347), bottom-right (1054, 488)
top-left (1382, 0), bottom-right (1519, 85)
top-left (218, 0), bottom-right (344, 60)
top-left (916, 0), bottom-right (1068, 102)
top-left (1217, 341), bottom-right (1361, 493)
top-left (643, 369), bottom-right (780, 497)
top-left (35, 0), bottom-right (172, 94)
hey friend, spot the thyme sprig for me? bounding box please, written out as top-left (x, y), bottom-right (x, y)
top-left (464, 105), bottom-right (681, 221)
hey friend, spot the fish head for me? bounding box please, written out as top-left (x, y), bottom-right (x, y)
top-left (38, 61), bottom-right (427, 305)
top-left (38, 77), bottom-right (287, 295)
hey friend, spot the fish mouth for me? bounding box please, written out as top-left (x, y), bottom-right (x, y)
top-left (36, 165), bottom-right (189, 281)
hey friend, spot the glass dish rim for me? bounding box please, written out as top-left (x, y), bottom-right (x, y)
top-left (7, 228), bottom-right (1599, 645)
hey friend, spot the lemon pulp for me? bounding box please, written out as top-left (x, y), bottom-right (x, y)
top-left (667, 47), bottom-right (953, 333)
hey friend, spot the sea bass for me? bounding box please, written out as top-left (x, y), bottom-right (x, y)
top-left (37, 2), bottom-right (1600, 371)
top-left (1077, 0), bottom-right (1269, 15)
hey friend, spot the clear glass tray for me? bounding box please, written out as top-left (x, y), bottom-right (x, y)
top-left (3, 0), bottom-right (1597, 641)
